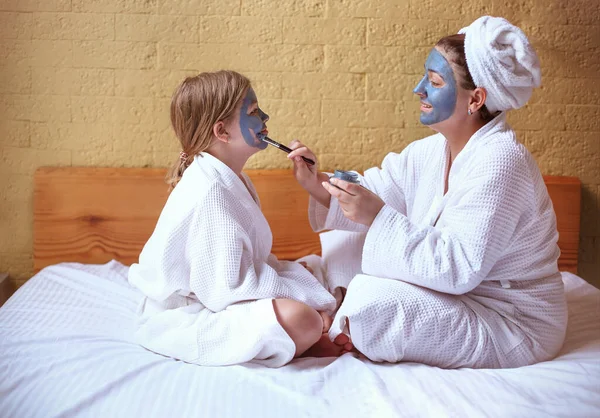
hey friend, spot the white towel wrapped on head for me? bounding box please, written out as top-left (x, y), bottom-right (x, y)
top-left (459, 16), bottom-right (541, 113)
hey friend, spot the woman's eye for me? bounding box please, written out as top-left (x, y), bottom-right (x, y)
top-left (430, 80), bottom-right (441, 87)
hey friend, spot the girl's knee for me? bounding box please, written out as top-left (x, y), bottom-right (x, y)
top-left (272, 299), bottom-right (322, 356)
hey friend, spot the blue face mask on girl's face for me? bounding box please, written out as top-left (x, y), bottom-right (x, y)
top-left (239, 88), bottom-right (269, 150)
top-left (413, 49), bottom-right (457, 126)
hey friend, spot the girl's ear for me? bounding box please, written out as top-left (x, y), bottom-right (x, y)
top-left (213, 121), bottom-right (229, 144)
top-left (470, 87), bottom-right (487, 112)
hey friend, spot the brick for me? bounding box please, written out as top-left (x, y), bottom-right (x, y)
top-left (322, 100), bottom-right (403, 128)
top-left (0, 198), bottom-right (31, 254)
top-left (281, 73), bottom-right (365, 100)
top-left (0, 120), bottom-right (30, 147)
top-left (70, 148), bottom-right (165, 168)
top-left (328, 0), bottom-right (408, 18)
top-left (409, 0), bottom-right (468, 20)
top-left (0, 12), bottom-right (32, 39)
top-left (73, 41), bottom-right (156, 69)
top-left (242, 0), bottom-right (324, 17)
top-left (31, 95), bottom-right (72, 122)
top-left (0, 252), bottom-right (32, 286)
top-left (491, 0), bottom-right (568, 25)
top-left (31, 67), bottom-right (80, 95)
top-left (325, 45), bottom-right (406, 73)
top-left (72, 0), bottom-right (156, 14)
top-left (567, 0), bottom-right (600, 25)
top-left (318, 152), bottom-right (374, 173)
top-left (260, 99), bottom-right (321, 127)
top-left (245, 72), bottom-right (282, 99)
top-left (507, 104), bottom-right (567, 131)
top-left (30, 122), bottom-right (113, 151)
top-left (0, 146), bottom-right (71, 175)
top-left (525, 131), bottom-right (582, 160)
top-left (112, 123), bottom-right (174, 153)
top-left (368, 19), bottom-right (449, 46)
top-left (283, 18), bottom-right (365, 45)
top-left (159, 43), bottom-right (324, 72)
top-left (520, 24), bottom-right (599, 52)
top-left (71, 96), bottom-right (170, 129)
top-left (0, 65), bottom-right (31, 94)
top-left (32, 12), bottom-right (114, 40)
top-left (530, 77), bottom-right (600, 106)
top-left (30, 40), bottom-right (73, 67)
top-left (367, 73), bottom-right (418, 102)
top-left (114, 69), bottom-right (195, 97)
top-left (80, 69), bottom-right (115, 96)
top-left (158, 0), bottom-right (240, 15)
top-left (566, 105), bottom-right (600, 131)
top-left (0, 94), bottom-right (29, 120)
top-left (404, 46), bottom-right (432, 75)
top-left (0, 0), bottom-right (70, 12)
top-left (117, 14), bottom-right (198, 43)
top-left (200, 17), bottom-right (282, 44)
top-left (31, 67), bottom-right (114, 96)
top-left (0, 40), bottom-right (31, 66)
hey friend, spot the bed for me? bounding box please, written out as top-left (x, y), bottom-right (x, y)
top-left (0, 167), bottom-right (598, 417)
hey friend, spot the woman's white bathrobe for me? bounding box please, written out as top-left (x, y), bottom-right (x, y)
top-left (129, 153), bottom-right (336, 367)
top-left (312, 114), bottom-right (568, 368)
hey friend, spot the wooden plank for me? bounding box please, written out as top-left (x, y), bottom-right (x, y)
top-left (543, 176), bottom-right (581, 274)
top-left (33, 168), bottom-right (581, 274)
top-left (33, 167), bottom-right (319, 271)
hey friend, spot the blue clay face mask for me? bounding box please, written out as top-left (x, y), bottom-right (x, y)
top-left (413, 48), bottom-right (457, 125)
top-left (239, 87), bottom-right (269, 150)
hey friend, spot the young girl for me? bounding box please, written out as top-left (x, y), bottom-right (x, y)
top-left (128, 70), bottom-right (337, 367)
top-left (290, 16), bottom-right (568, 369)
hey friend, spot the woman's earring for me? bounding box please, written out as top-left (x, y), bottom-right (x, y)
top-left (468, 108), bottom-right (473, 115)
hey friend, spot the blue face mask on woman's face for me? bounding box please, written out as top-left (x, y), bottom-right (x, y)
top-left (413, 49), bottom-right (457, 126)
top-left (239, 88), bottom-right (269, 150)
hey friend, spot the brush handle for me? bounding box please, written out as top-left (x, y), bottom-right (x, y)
top-left (264, 137), bottom-right (315, 166)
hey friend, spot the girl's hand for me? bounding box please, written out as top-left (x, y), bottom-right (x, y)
top-left (322, 178), bottom-right (385, 226)
top-left (288, 140), bottom-right (331, 207)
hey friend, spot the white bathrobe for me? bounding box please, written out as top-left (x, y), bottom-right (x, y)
top-left (312, 114), bottom-right (568, 368)
top-left (129, 152), bottom-right (336, 367)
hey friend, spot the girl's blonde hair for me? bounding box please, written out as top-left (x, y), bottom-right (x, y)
top-left (166, 70), bottom-right (251, 189)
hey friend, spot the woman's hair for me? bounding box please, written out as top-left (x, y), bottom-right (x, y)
top-left (166, 70), bottom-right (251, 189)
top-left (435, 34), bottom-right (494, 122)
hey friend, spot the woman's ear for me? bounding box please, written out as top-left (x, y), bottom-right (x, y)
top-left (213, 121), bottom-right (229, 144)
top-left (470, 87), bottom-right (487, 112)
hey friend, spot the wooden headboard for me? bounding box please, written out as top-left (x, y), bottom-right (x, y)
top-left (33, 168), bottom-right (581, 274)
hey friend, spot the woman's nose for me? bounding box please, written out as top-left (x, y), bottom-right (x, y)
top-left (413, 76), bottom-right (427, 97)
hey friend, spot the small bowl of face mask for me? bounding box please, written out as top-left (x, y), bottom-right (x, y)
top-left (330, 170), bottom-right (360, 185)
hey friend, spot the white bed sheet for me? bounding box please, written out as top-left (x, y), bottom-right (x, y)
top-left (0, 261), bottom-right (598, 418)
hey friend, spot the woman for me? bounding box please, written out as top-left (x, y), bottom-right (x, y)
top-left (289, 16), bottom-right (567, 368)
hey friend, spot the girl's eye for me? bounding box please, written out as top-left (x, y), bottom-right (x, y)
top-left (430, 80), bottom-right (441, 87)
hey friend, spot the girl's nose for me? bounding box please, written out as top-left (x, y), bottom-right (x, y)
top-left (259, 108), bottom-right (269, 123)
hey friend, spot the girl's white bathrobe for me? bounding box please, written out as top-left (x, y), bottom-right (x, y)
top-left (312, 114), bottom-right (568, 368)
top-left (129, 153), bottom-right (336, 367)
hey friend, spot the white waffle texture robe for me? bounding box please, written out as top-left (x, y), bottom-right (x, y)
top-left (311, 114), bottom-right (568, 369)
top-left (129, 152), bottom-right (336, 367)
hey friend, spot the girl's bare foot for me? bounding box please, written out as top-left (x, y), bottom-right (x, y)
top-left (318, 311), bottom-right (332, 333)
top-left (300, 333), bottom-right (343, 358)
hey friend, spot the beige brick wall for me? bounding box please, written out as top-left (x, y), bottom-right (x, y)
top-left (0, 0), bottom-right (598, 289)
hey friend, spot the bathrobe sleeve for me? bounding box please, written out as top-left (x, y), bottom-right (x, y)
top-left (361, 151), bottom-right (532, 295)
top-left (187, 184), bottom-right (336, 313)
top-left (309, 145), bottom-right (413, 233)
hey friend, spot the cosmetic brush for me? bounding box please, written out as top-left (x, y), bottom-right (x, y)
top-left (260, 135), bottom-right (315, 166)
